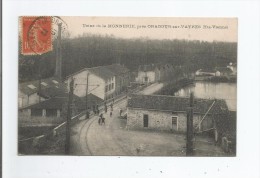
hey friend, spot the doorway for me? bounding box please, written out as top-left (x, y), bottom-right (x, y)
top-left (172, 116), bottom-right (178, 131)
top-left (143, 114), bottom-right (148, 127)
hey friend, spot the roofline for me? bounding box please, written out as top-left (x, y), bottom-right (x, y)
top-left (19, 76), bottom-right (63, 85)
top-left (66, 70), bottom-right (106, 83)
top-left (19, 88), bottom-right (37, 96)
top-left (127, 107), bottom-right (227, 115)
top-left (129, 93), bottom-right (224, 102)
top-left (65, 64), bottom-right (129, 80)
top-left (20, 97), bottom-right (67, 110)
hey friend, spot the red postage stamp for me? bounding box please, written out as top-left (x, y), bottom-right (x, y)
top-left (21, 16), bottom-right (52, 55)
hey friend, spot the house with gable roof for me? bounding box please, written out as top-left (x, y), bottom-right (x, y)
top-left (66, 64), bottom-right (130, 100)
top-left (18, 77), bottom-right (67, 108)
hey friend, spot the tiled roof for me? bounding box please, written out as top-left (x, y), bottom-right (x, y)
top-left (74, 94), bottom-right (104, 110)
top-left (38, 86), bottom-right (68, 99)
top-left (19, 77), bottom-right (66, 96)
top-left (105, 64), bottom-right (129, 75)
top-left (67, 64), bottom-right (129, 80)
top-left (88, 67), bottom-right (114, 80)
top-left (25, 93), bottom-right (104, 110)
top-left (128, 94), bottom-right (228, 114)
top-left (25, 97), bottom-right (68, 109)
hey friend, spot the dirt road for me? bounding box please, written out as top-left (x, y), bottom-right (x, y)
top-left (70, 98), bottom-right (226, 156)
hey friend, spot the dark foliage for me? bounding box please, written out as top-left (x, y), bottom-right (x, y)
top-left (19, 35), bottom-right (237, 82)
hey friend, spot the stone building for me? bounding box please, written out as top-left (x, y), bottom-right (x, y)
top-left (126, 94), bottom-right (229, 133)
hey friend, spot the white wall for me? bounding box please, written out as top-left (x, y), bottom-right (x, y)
top-left (18, 90), bottom-right (44, 108)
top-left (69, 70), bottom-right (105, 99)
top-left (89, 73), bottom-right (105, 100)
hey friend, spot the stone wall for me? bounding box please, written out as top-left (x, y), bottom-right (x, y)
top-left (19, 109), bottom-right (65, 127)
top-left (127, 108), bottom-right (211, 132)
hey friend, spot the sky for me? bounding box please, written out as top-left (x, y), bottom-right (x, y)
top-left (61, 16), bottom-right (237, 42)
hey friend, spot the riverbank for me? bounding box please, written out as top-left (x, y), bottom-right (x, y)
top-left (175, 81), bottom-right (237, 111)
top-left (154, 78), bottom-right (194, 96)
top-left (195, 75), bottom-right (237, 83)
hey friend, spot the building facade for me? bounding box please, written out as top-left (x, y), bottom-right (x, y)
top-left (127, 94), bottom-right (229, 133)
top-left (136, 64), bottom-right (174, 84)
top-left (18, 77), bottom-right (66, 108)
top-left (67, 64), bottom-right (130, 100)
top-left (19, 97), bottom-right (67, 126)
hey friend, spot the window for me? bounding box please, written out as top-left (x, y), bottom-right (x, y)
top-left (31, 109), bottom-right (42, 116)
top-left (52, 80), bottom-right (59, 84)
top-left (112, 83), bottom-right (114, 89)
top-left (41, 82), bottom-right (48, 86)
top-left (172, 116), bottom-right (178, 130)
top-left (144, 77), bottom-right (148, 82)
top-left (105, 86), bottom-right (108, 92)
top-left (27, 84), bottom-right (37, 89)
top-left (109, 84), bottom-right (111, 91)
top-left (46, 109), bottom-right (57, 117)
top-left (143, 114), bottom-right (148, 127)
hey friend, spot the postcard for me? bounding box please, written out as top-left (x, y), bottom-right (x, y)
top-left (18, 16), bottom-right (237, 156)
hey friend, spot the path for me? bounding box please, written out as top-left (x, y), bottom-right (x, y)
top-left (137, 82), bottom-right (164, 95)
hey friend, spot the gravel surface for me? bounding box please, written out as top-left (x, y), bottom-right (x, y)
top-left (70, 99), bottom-right (227, 156)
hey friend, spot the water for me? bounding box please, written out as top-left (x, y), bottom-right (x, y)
top-left (175, 81), bottom-right (237, 111)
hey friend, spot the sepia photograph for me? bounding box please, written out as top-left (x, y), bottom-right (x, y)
top-left (18, 16), bottom-right (237, 156)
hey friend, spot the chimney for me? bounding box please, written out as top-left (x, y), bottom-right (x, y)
top-left (55, 23), bottom-right (62, 80)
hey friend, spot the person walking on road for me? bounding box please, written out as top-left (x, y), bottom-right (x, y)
top-left (102, 117), bottom-right (105, 125)
top-left (96, 104), bottom-right (99, 115)
top-left (98, 116), bottom-right (101, 125)
top-left (110, 103), bottom-right (113, 111)
top-left (104, 101), bottom-right (107, 113)
top-left (119, 108), bottom-right (122, 117)
top-left (110, 108), bottom-right (113, 117)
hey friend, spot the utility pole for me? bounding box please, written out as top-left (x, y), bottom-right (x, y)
top-left (38, 74), bottom-right (41, 102)
top-left (55, 23), bottom-right (62, 80)
top-left (186, 92), bottom-right (194, 156)
top-left (65, 77), bottom-right (74, 154)
top-left (38, 58), bottom-right (42, 103)
top-left (85, 73), bottom-right (89, 119)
